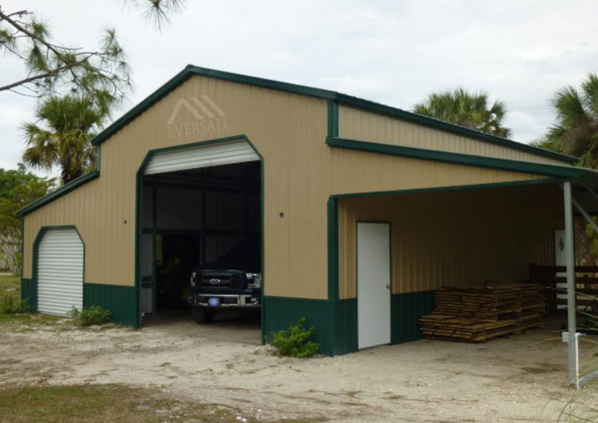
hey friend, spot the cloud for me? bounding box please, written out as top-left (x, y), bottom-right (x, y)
top-left (1, 0), bottom-right (597, 170)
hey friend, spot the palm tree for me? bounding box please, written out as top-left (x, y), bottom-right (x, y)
top-left (536, 73), bottom-right (598, 168)
top-left (22, 95), bottom-right (108, 184)
top-left (413, 88), bottom-right (512, 138)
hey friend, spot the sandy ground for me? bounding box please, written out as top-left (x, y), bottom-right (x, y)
top-left (1, 313), bottom-right (597, 423)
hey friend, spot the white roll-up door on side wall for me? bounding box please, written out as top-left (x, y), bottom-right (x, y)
top-left (37, 229), bottom-right (84, 317)
top-left (144, 140), bottom-right (259, 175)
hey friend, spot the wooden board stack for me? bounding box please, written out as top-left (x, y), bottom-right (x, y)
top-left (419, 283), bottom-right (545, 343)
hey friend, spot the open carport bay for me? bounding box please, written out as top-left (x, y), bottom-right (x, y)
top-left (0, 314), bottom-right (596, 423)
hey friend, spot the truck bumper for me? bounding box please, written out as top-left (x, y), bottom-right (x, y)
top-left (188, 293), bottom-right (261, 308)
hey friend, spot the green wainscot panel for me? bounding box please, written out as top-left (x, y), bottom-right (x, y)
top-left (84, 283), bottom-right (138, 328)
top-left (263, 296), bottom-right (357, 356)
top-left (21, 278), bottom-right (37, 310)
top-left (391, 291), bottom-right (435, 344)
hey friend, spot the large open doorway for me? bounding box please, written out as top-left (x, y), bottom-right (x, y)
top-left (138, 139), bottom-right (262, 339)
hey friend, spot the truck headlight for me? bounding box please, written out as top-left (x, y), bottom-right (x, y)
top-left (248, 273), bottom-right (261, 289)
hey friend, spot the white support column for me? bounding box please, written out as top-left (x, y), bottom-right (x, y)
top-left (564, 181), bottom-right (579, 387)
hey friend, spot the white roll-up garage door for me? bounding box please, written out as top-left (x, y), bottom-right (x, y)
top-left (37, 229), bottom-right (84, 317)
top-left (144, 140), bottom-right (259, 175)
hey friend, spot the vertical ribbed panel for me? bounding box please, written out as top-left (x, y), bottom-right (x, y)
top-left (339, 105), bottom-right (569, 166)
top-left (84, 283), bottom-right (137, 327)
top-left (37, 229), bottom-right (84, 317)
top-left (263, 297), bottom-right (357, 356)
top-left (338, 183), bottom-right (563, 298)
top-left (20, 73), bottom-right (551, 303)
top-left (391, 291), bottom-right (435, 344)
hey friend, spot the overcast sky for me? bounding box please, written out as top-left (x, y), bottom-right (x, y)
top-left (2, 0), bottom-right (597, 177)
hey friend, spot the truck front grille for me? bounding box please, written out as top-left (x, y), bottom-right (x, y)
top-left (201, 274), bottom-right (233, 288)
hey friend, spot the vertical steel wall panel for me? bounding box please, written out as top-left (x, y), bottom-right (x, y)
top-left (338, 184), bottom-right (563, 298)
top-left (339, 105), bottom-right (568, 166)
top-left (22, 75), bottom-right (547, 301)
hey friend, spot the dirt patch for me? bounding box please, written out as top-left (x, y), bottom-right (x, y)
top-left (0, 315), bottom-right (596, 422)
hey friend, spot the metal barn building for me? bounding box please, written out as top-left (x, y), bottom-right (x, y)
top-left (17, 65), bottom-right (598, 358)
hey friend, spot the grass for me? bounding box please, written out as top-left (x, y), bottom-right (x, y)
top-left (0, 274), bottom-right (20, 299)
top-left (0, 384), bottom-right (320, 423)
top-left (0, 274), bottom-right (59, 326)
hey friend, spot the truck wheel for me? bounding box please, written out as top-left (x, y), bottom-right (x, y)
top-left (193, 307), bottom-right (216, 324)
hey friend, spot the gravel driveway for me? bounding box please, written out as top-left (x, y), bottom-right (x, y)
top-left (1, 314), bottom-right (596, 422)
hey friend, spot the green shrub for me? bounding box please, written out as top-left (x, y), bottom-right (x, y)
top-left (269, 317), bottom-right (320, 358)
top-left (69, 305), bottom-right (112, 326)
top-left (0, 295), bottom-right (31, 314)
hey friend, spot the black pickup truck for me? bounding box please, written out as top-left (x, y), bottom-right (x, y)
top-left (188, 236), bottom-right (261, 324)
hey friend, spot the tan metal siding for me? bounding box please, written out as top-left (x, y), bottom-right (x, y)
top-left (338, 184), bottom-right (564, 299)
top-left (339, 105), bottom-right (571, 166)
top-left (23, 75), bottom-right (550, 300)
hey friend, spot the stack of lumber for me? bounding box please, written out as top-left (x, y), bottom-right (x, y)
top-left (420, 314), bottom-right (518, 343)
top-left (419, 283), bottom-right (545, 343)
top-left (517, 283), bottom-right (545, 332)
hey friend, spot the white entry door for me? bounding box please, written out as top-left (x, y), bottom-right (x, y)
top-left (357, 222), bottom-right (391, 349)
top-left (37, 228), bottom-right (84, 317)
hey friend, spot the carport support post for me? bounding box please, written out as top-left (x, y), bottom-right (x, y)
top-left (563, 181), bottom-right (579, 387)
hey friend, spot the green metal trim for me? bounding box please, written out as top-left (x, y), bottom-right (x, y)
top-left (331, 177), bottom-right (564, 200)
top-left (31, 225), bottom-right (85, 312)
top-left (327, 136), bottom-right (597, 181)
top-left (89, 65), bottom-right (575, 165)
top-left (134, 135), bottom-right (265, 334)
top-left (327, 100), bottom-right (339, 137)
top-left (20, 217), bottom-right (24, 279)
top-left (327, 197), bottom-right (339, 300)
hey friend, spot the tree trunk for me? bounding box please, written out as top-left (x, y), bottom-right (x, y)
top-left (0, 234), bottom-right (21, 275)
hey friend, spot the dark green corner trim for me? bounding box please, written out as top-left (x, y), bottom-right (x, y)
top-left (262, 296), bottom-right (357, 356)
top-left (327, 197), bottom-right (339, 301)
top-left (331, 177), bottom-right (564, 201)
top-left (21, 278), bottom-right (36, 309)
top-left (31, 225), bottom-right (85, 312)
top-left (327, 100), bottom-right (339, 138)
top-left (327, 136), bottom-right (598, 183)
top-left (84, 283), bottom-right (137, 327)
top-left (391, 291), bottom-right (435, 344)
top-left (20, 217), bottom-right (24, 279)
top-left (135, 135), bottom-right (265, 333)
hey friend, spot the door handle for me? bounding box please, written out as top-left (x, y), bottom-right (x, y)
top-left (386, 284), bottom-right (390, 290)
